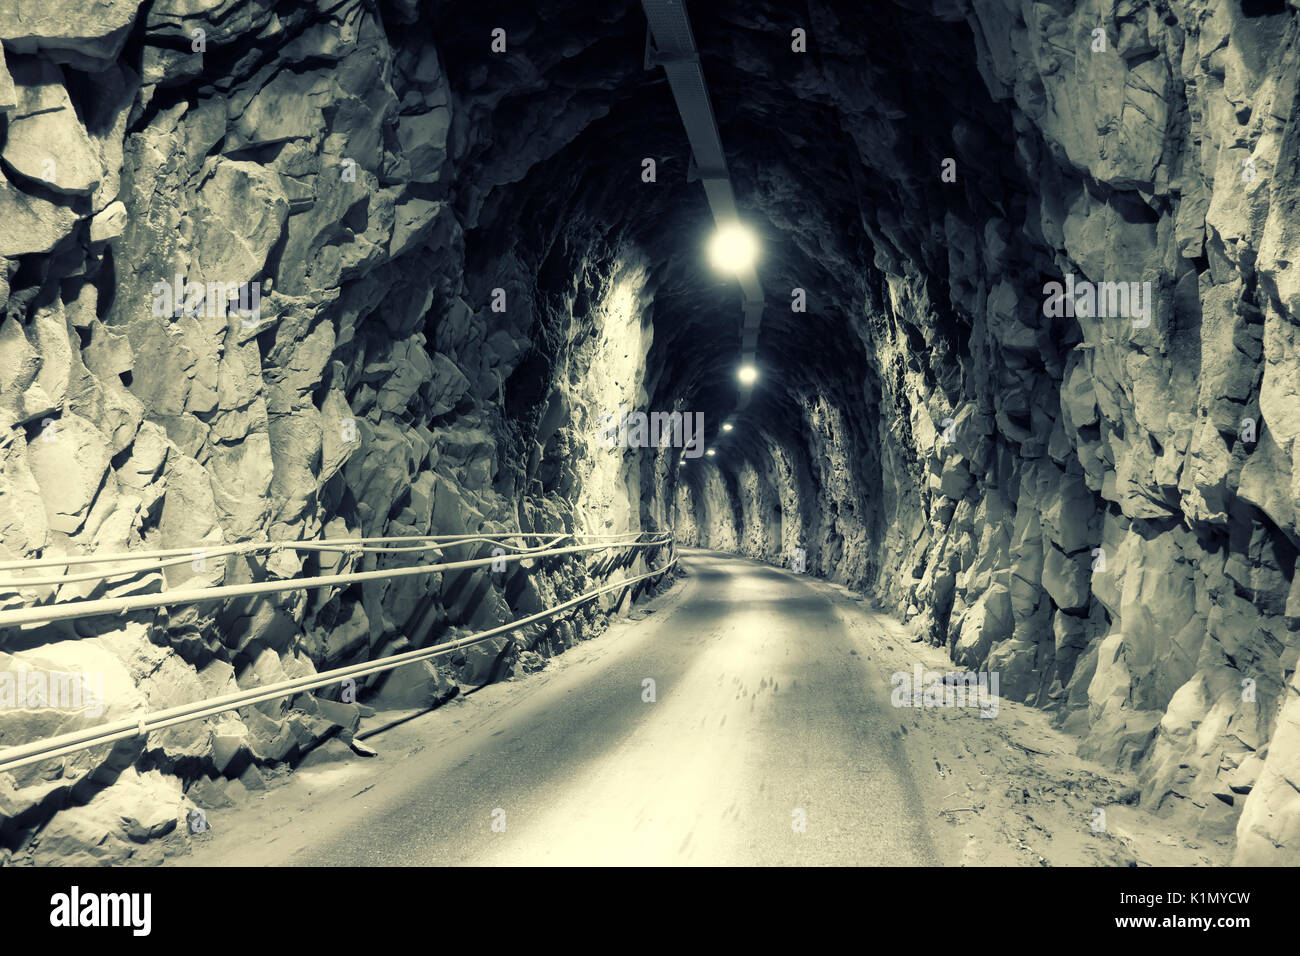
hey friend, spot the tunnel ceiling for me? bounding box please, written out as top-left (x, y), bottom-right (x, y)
top-left (439, 0), bottom-right (1016, 476)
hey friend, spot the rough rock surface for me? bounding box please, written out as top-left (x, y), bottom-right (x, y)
top-left (664, 0), bottom-right (1300, 864)
top-left (0, 0), bottom-right (1298, 866)
top-left (0, 0), bottom-right (673, 864)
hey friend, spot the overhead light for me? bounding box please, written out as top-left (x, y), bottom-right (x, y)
top-left (722, 423), bottom-right (733, 432)
top-left (708, 222), bottom-right (758, 274)
top-left (706, 449), bottom-right (716, 457)
top-left (737, 364), bottom-right (758, 385)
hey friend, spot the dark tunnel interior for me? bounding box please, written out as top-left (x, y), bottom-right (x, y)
top-left (0, 0), bottom-right (1298, 871)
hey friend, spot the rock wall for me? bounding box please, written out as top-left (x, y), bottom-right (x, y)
top-left (673, 0), bottom-right (1300, 863)
top-left (2, 0), bottom-right (1298, 866)
top-left (0, 0), bottom-right (671, 864)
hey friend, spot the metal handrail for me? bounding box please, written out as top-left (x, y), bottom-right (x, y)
top-left (0, 530), bottom-right (662, 572)
top-left (0, 533), bottom-right (576, 590)
top-left (0, 534), bottom-right (677, 775)
top-left (0, 533), bottom-right (672, 630)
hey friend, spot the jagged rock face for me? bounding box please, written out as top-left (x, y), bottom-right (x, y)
top-left (667, 0), bottom-right (1300, 864)
top-left (0, 0), bottom-right (1297, 865)
top-left (0, 0), bottom-right (672, 863)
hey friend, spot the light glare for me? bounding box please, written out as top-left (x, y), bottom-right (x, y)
top-left (737, 364), bottom-right (758, 385)
top-left (708, 222), bottom-right (758, 274)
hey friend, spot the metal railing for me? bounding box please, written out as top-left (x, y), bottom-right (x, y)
top-left (0, 531), bottom-right (670, 629)
top-left (0, 530), bottom-right (676, 775)
top-left (0, 533), bottom-right (572, 589)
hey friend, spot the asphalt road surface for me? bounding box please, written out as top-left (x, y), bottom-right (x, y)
top-left (189, 549), bottom-right (942, 865)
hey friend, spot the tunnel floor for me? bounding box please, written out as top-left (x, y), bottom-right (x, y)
top-left (181, 553), bottom-right (1219, 867)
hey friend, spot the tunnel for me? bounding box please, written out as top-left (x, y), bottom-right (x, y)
top-left (0, 0), bottom-right (1298, 881)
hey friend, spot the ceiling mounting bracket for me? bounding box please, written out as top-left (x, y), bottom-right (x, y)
top-left (644, 30), bottom-right (699, 70)
top-left (686, 156), bottom-right (728, 183)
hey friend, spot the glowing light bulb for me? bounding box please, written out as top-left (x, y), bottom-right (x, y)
top-left (737, 364), bottom-right (758, 385)
top-left (706, 449), bottom-right (716, 457)
top-left (722, 423), bottom-right (733, 432)
top-left (708, 222), bottom-right (758, 274)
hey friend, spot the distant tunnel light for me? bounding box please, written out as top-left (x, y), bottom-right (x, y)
top-left (706, 449), bottom-right (716, 457)
top-left (737, 363), bottom-right (758, 386)
top-left (722, 422), bottom-right (733, 432)
top-left (708, 222), bottom-right (758, 274)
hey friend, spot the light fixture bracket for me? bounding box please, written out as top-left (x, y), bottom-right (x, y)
top-left (687, 156), bottom-right (728, 183)
top-left (644, 30), bottom-right (699, 70)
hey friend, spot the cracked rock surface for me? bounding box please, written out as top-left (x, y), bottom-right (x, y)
top-left (0, 0), bottom-right (1298, 865)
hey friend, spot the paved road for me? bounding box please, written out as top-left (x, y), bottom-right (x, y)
top-left (191, 550), bottom-right (941, 865)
